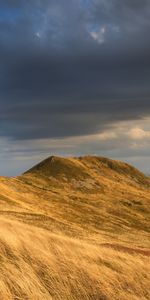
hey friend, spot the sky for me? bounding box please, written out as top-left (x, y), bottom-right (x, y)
top-left (0, 0), bottom-right (150, 176)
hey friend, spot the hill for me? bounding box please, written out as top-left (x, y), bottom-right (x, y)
top-left (0, 156), bottom-right (150, 299)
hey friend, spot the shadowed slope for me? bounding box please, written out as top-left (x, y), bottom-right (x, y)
top-left (24, 156), bottom-right (90, 181)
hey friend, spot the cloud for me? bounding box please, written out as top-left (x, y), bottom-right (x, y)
top-left (90, 26), bottom-right (106, 43)
top-left (1, 117), bottom-right (150, 176)
top-left (127, 128), bottom-right (150, 140)
top-left (0, 1), bottom-right (150, 174)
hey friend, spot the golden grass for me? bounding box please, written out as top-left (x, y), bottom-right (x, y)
top-left (0, 156), bottom-right (150, 299)
top-left (0, 217), bottom-right (150, 300)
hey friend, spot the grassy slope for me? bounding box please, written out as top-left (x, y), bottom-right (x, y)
top-left (0, 156), bottom-right (150, 299)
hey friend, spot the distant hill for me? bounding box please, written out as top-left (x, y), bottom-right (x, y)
top-left (25, 155), bottom-right (150, 186)
top-left (0, 156), bottom-right (150, 300)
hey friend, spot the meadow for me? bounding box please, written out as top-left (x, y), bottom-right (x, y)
top-left (0, 156), bottom-right (150, 299)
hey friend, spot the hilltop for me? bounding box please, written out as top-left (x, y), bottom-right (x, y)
top-left (0, 156), bottom-right (150, 299)
top-left (25, 155), bottom-right (150, 186)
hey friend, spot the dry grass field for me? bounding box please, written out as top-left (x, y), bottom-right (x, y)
top-left (0, 156), bottom-right (150, 299)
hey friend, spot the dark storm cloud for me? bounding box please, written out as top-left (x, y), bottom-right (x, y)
top-left (0, 0), bottom-right (150, 140)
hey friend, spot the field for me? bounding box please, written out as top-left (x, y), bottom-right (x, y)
top-left (0, 156), bottom-right (150, 299)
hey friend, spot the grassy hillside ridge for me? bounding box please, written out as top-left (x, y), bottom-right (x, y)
top-left (0, 155), bottom-right (150, 299)
top-left (25, 155), bottom-right (150, 186)
top-left (24, 156), bottom-right (91, 181)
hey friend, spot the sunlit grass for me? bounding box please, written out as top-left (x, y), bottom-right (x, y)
top-left (0, 156), bottom-right (150, 299)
